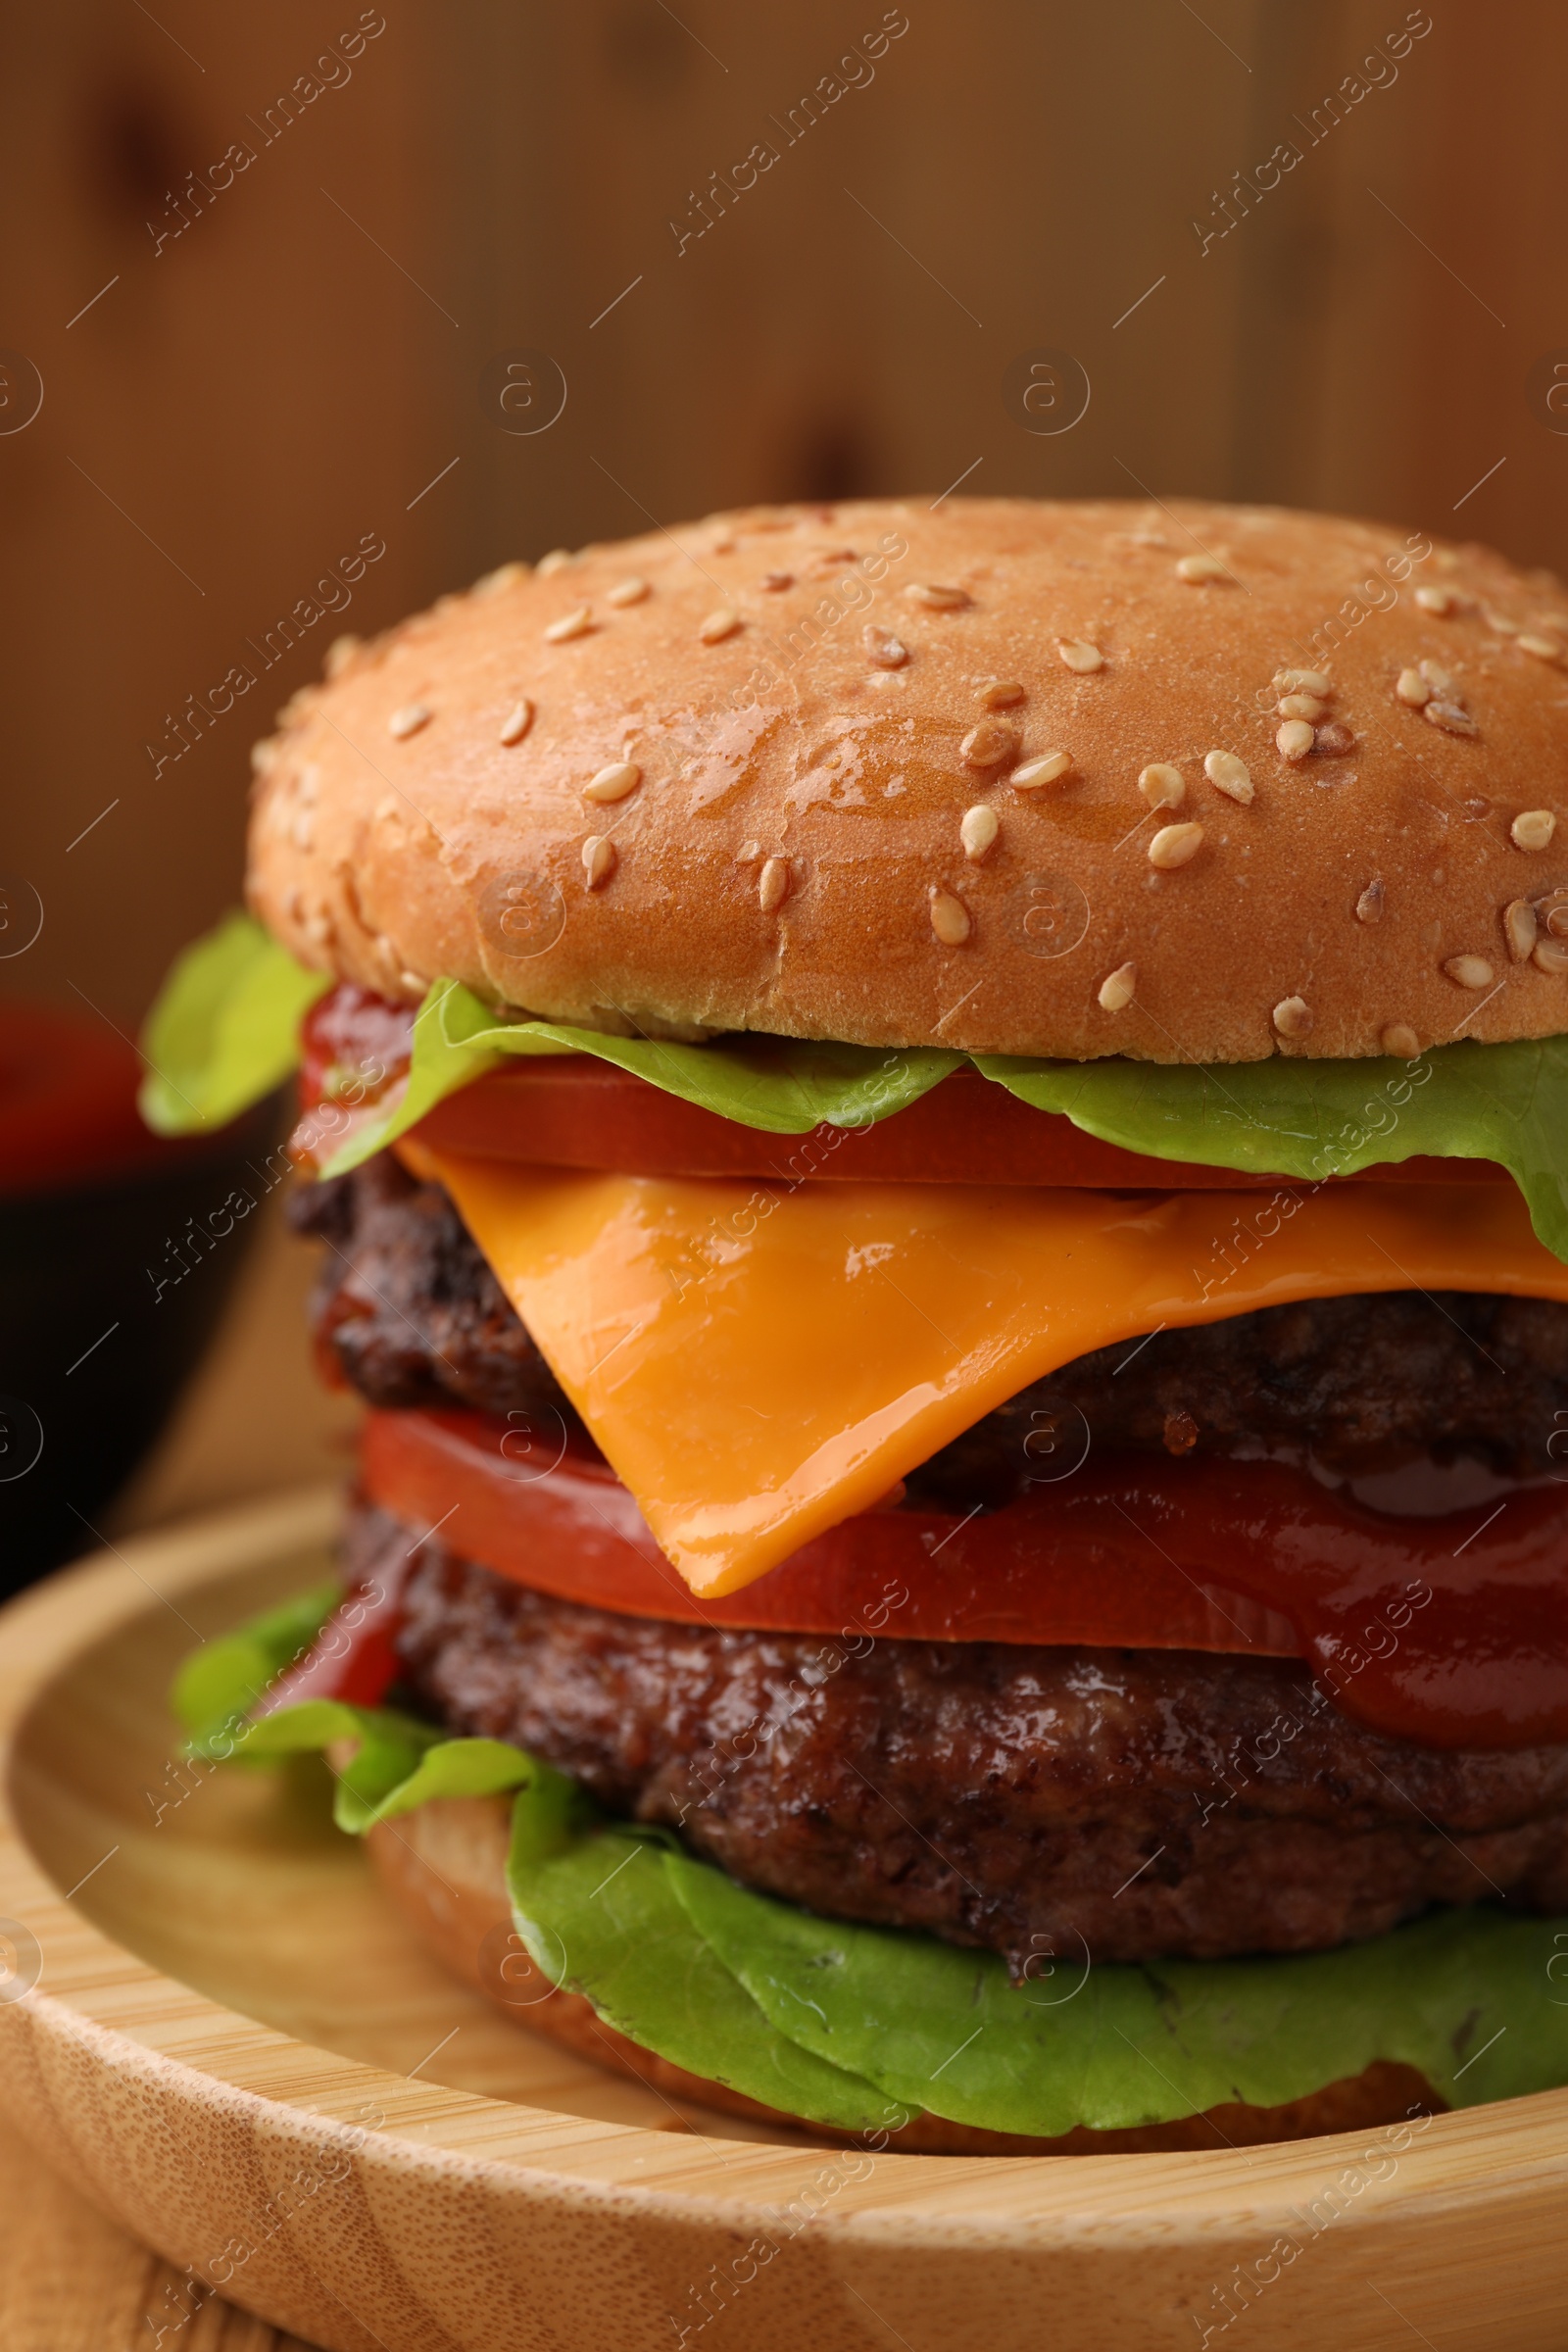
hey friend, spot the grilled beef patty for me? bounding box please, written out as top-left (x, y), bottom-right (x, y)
top-left (365, 1503), bottom-right (1568, 1969)
top-left (293, 1156), bottom-right (1568, 1495)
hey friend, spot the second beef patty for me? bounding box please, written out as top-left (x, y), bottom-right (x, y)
top-left (366, 1502), bottom-right (1568, 1971)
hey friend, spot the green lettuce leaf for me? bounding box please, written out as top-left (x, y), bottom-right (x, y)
top-left (172, 1582), bottom-right (338, 1752)
top-left (140, 915), bottom-right (1568, 1265)
top-left (191, 1666), bottom-right (1568, 2135)
top-left (505, 1808), bottom-right (894, 2128)
top-left (978, 1039), bottom-right (1568, 1265)
top-left (314, 976), bottom-right (961, 1178)
top-left (189, 1698), bottom-right (545, 1834)
top-left (139, 910), bottom-right (331, 1134)
top-left (666, 1846), bottom-right (1568, 2132)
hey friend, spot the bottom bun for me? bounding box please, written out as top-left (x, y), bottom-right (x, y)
top-left (364, 1794), bottom-right (1443, 2157)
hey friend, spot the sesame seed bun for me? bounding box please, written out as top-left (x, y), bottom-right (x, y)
top-left (364, 1793), bottom-right (1442, 2154)
top-left (245, 497), bottom-right (1568, 1063)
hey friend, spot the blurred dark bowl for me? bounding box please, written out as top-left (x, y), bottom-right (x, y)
top-left (0, 1001), bottom-right (287, 1595)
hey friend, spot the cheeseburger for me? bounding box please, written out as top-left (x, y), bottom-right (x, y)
top-left (151, 498), bottom-right (1568, 2154)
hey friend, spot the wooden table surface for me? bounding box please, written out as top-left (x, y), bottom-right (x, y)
top-left (4, 1200), bottom-right (351, 2351)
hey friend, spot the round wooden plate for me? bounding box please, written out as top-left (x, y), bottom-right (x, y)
top-left (1, 1493), bottom-right (1566, 2352)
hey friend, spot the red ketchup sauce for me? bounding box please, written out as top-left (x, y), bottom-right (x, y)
top-left (326, 1408), bottom-right (1568, 1753)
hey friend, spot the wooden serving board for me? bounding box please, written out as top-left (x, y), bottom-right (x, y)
top-left (1, 1490), bottom-right (1566, 2352)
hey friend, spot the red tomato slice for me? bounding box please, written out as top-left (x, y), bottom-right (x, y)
top-left (298, 984), bottom-right (1502, 1190)
top-left (357, 1407), bottom-right (1568, 1747)
top-left (360, 1407), bottom-right (1283, 1649)
top-left (256, 1550), bottom-right (413, 1717)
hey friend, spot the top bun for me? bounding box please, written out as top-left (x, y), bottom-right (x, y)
top-left (246, 497), bottom-right (1568, 1063)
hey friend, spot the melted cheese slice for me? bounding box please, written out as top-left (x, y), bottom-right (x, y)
top-left (401, 1142), bottom-right (1568, 1597)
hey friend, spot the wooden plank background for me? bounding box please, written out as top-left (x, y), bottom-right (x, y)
top-left (4, 0), bottom-right (1567, 1034)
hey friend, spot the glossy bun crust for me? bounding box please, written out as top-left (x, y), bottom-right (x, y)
top-left (365, 1795), bottom-right (1441, 2156)
top-left (246, 498), bottom-right (1568, 1063)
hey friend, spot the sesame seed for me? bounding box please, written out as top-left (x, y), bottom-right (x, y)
top-left (388, 703), bottom-right (431, 739)
top-left (928, 887), bottom-right (972, 945)
top-left (1277, 693), bottom-right (1325, 722)
top-left (302, 910), bottom-right (332, 948)
top-left (1149, 821), bottom-right (1204, 869)
top-left (324, 633), bottom-right (360, 678)
top-left (1098, 961), bottom-right (1136, 1012)
top-left (1504, 899), bottom-right (1539, 961)
top-left (400, 969), bottom-right (428, 996)
top-left (863, 625), bottom-right (908, 669)
top-left (1483, 607), bottom-right (1519, 634)
top-left (1276, 719), bottom-right (1315, 762)
top-left (760, 571), bottom-right (794, 592)
top-left (583, 760), bottom-right (642, 805)
top-left (1443, 954), bottom-right (1494, 989)
top-left (1519, 633), bottom-right (1564, 662)
top-left (1204, 749), bottom-right (1253, 803)
top-left (1534, 939), bottom-right (1568, 975)
top-left (1545, 901), bottom-right (1568, 939)
top-left (979, 679), bottom-right (1026, 710)
top-left (582, 835), bottom-right (617, 889)
top-left (1138, 762), bottom-right (1185, 810)
top-left (1396, 667), bottom-right (1431, 707)
top-left (1273, 668), bottom-right (1332, 696)
top-left (498, 699), bottom-right (534, 746)
top-left (736, 840), bottom-right (761, 864)
top-left (1355, 880), bottom-right (1385, 923)
top-left (1419, 659), bottom-right (1454, 693)
top-left (536, 549), bottom-right (573, 576)
top-left (250, 739), bottom-right (278, 775)
top-left (1511, 808), bottom-right (1556, 852)
top-left (1056, 638), bottom-right (1104, 673)
top-left (606, 576), bottom-right (650, 608)
top-left (759, 857), bottom-right (791, 912)
top-left (1175, 554), bottom-right (1231, 583)
top-left (906, 582), bottom-right (971, 611)
top-left (1272, 996), bottom-right (1313, 1039)
top-left (474, 562), bottom-right (528, 597)
top-left (1313, 720), bottom-right (1356, 758)
top-left (1415, 585), bottom-right (1454, 614)
top-left (699, 608), bottom-right (741, 644)
top-left (1425, 702), bottom-right (1477, 737)
top-left (544, 607), bottom-right (593, 643)
top-left (1381, 1023), bottom-right (1420, 1058)
top-left (960, 718), bottom-right (1018, 769)
top-left (960, 805), bottom-right (1000, 861)
top-left (1011, 752), bottom-right (1072, 792)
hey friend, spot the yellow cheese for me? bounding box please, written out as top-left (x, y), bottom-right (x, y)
top-left (401, 1144), bottom-right (1568, 1597)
